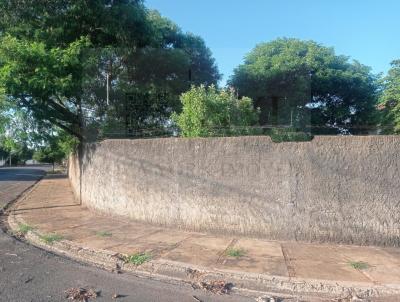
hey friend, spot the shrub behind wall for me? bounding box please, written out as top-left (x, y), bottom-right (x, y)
top-left (172, 85), bottom-right (260, 137)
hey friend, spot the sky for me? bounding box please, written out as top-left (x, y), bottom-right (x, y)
top-left (145, 0), bottom-right (400, 85)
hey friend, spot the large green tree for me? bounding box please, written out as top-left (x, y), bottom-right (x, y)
top-left (378, 60), bottom-right (400, 133)
top-left (83, 10), bottom-right (221, 137)
top-left (0, 2), bottom-right (220, 140)
top-left (0, 0), bottom-right (151, 48)
top-left (229, 38), bottom-right (379, 134)
top-left (0, 36), bottom-right (92, 139)
top-left (148, 11), bottom-right (220, 86)
top-left (0, 0), bottom-right (151, 140)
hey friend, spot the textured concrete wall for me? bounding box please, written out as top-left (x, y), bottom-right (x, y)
top-left (69, 136), bottom-right (400, 246)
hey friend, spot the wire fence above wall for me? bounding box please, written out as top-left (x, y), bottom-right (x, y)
top-left (81, 122), bottom-right (395, 144)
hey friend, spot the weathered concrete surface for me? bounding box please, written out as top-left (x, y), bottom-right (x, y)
top-left (8, 176), bottom-right (400, 300)
top-left (69, 136), bottom-right (400, 246)
top-left (1, 168), bottom-right (254, 302)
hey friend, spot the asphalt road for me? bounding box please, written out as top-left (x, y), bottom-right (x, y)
top-left (0, 167), bottom-right (254, 302)
top-left (0, 167), bottom-right (49, 210)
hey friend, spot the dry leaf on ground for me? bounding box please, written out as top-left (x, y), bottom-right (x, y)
top-left (193, 280), bottom-right (233, 295)
top-left (65, 287), bottom-right (98, 301)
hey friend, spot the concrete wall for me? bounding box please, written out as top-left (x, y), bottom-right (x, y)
top-left (69, 136), bottom-right (400, 246)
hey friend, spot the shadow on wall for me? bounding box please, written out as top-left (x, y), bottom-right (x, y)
top-left (69, 136), bottom-right (400, 247)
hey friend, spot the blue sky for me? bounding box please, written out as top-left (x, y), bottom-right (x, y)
top-left (145, 0), bottom-right (400, 85)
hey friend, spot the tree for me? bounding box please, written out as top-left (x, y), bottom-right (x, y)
top-left (172, 85), bottom-right (259, 137)
top-left (1, 138), bottom-right (33, 165)
top-left (229, 38), bottom-right (379, 134)
top-left (148, 10), bottom-right (221, 86)
top-left (0, 92), bottom-right (77, 165)
top-left (33, 145), bottom-right (64, 171)
top-left (0, 0), bottom-right (152, 141)
top-left (33, 131), bottom-right (78, 170)
top-left (0, 36), bottom-right (91, 139)
top-left (0, 1), bottom-right (151, 48)
top-left (0, 3), bottom-right (220, 140)
top-left (82, 10), bottom-right (221, 138)
top-left (0, 99), bottom-right (38, 164)
top-left (378, 60), bottom-right (400, 133)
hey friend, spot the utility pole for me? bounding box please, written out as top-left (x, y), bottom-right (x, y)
top-left (106, 73), bottom-right (110, 106)
top-left (290, 109), bottom-right (293, 127)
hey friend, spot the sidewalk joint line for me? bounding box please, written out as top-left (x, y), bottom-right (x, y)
top-left (130, 229), bottom-right (162, 242)
top-left (339, 250), bottom-right (379, 285)
top-left (217, 238), bottom-right (238, 265)
top-left (281, 244), bottom-right (296, 278)
top-left (157, 234), bottom-right (194, 259)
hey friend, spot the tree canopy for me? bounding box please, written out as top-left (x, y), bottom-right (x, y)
top-left (0, 1), bottom-right (220, 141)
top-left (229, 38), bottom-right (379, 134)
top-left (0, 0), bottom-right (152, 48)
top-left (0, 97), bottom-right (34, 163)
top-left (0, 94), bottom-right (77, 164)
top-left (378, 60), bottom-right (400, 133)
top-left (33, 131), bottom-right (77, 167)
top-left (0, 3), bottom-right (394, 143)
top-left (0, 36), bottom-right (91, 139)
top-left (83, 11), bottom-right (221, 137)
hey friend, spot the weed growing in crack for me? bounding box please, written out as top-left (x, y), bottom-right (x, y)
top-left (124, 252), bottom-right (151, 265)
top-left (18, 223), bottom-right (34, 234)
top-left (96, 231), bottom-right (112, 237)
top-left (226, 248), bottom-right (246, 258)
top-left (40, 233), bottom-right (64, 244)
top-left (349, 261), bottom-right (369, 270)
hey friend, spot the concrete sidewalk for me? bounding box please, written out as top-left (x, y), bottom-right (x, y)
top-left (7, 175), bottom-right (400, 300)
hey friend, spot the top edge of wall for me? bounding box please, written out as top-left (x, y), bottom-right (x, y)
top-left (94, 135), bottom-right (400, 145)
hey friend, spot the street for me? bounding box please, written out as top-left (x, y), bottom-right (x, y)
top-left (0, 167), bottom-right (47, 210)
top-left (0, 167), bottom-right (253, 302)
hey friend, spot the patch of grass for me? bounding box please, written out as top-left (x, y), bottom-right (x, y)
top-left (40, 233), bottom-right (64, 245)
top-left (18, 223), bottom-right (34, 234)
top-left (124, 252), bottom-right (151, 266)
top-left (96, 231), bottom-right (112, 237)
top-left (349, 261), bottom-right (369, 270)
top-left (226, 247), bottom-right (246, 258)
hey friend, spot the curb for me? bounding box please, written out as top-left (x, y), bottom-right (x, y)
top-left (6, 192), bottom-right (400, 301)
